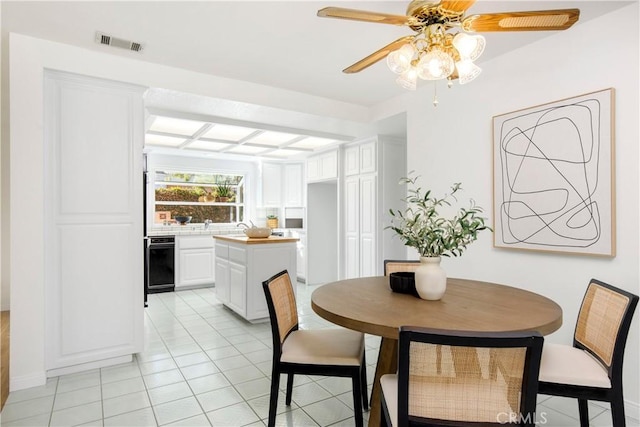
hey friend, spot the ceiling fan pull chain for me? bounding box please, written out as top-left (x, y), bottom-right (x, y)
top-left (433, 83), bottom-right (439, 108)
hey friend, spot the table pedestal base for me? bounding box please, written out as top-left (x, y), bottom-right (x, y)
top-left (369, 337), bottom-right (397, 427)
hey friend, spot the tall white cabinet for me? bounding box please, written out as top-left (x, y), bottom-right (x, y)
top-left (342, 137), bottom-right (406, 279)
top-left (44, 71), bottom-right (145, 375)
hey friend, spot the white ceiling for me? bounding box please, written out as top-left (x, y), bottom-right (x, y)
top-left (1, 1), bottom-right (631, 107)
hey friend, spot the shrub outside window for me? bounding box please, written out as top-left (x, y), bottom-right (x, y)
top-left (154, 170), bottom-right (244, 224)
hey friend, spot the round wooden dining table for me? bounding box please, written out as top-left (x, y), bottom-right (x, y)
top-left (311, 276), bottom-right (563, 427)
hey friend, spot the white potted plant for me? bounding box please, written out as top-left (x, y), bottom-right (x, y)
top-left (388, 174), bottom-right (491, 300)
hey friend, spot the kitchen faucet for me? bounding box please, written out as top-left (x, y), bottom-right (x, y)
top-left (204, 219), bottom-right (212, 230)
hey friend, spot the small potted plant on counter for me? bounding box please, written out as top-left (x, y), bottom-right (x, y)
top-left (266, 215), bottom-right (278, 229)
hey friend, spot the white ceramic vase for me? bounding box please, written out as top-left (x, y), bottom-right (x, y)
top-left (414, 256), bottom-right (447, 300)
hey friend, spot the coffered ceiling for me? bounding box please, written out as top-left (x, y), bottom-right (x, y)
top-left (146, 114), bottom-right (341, 159)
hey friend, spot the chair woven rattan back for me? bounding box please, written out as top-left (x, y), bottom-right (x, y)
top-left (575, 280), bottom-right (634, 368)
top-left (382, 327), bottom-right (544, 427)
top-left (384, 259), bottom-right (420, 276)
top-left (264, 270), bottom-right (299, 346)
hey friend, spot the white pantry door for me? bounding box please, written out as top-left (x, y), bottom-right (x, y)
top-left (44, 71), bottom-right (145, 373)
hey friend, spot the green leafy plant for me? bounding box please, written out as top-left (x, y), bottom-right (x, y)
top-left (267, 214), bottom-right (278, 219)
top-left (388, 174), bottom-right (491, 257)
top-left (216, 182), bottom-right (233, 198)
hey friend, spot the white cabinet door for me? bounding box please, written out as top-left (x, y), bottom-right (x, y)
top-left (262, 163), bottom-right (282, 206)
top-left (359, 174), bottom-right (377, 277)
top-left (307, 157), bottom-right (320, 181)
top-left (178, 248), bottom-right (215, 288)
top-left (360, 142), bottom-right (377, 174)
top-left (308, 151), bottom-right (338, 182)
top-left (284, 163), bottom-right (303, 206)
top-left (228, 262), bottom-right (247, 316)
top-left (215, 258), bottom-right (229, 304)
top-left (321, 150), bottom-right (338, 180)
top-left (44, 71), bottom-right (145, 373)
top-left (176, 236), bottom-right (215, 288)
top-left (344, 177), bottom-right (360, 279)
top-left (344, 146), bottom-right (359, 176)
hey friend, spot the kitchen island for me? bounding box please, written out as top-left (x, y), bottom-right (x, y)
top-left (214, 235), bottom-right (298, 322)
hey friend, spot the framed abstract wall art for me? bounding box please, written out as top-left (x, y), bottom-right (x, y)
top-left (492, 88), bottom-right (615, 256)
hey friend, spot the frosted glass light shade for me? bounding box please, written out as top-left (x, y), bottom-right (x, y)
top-left (387, 43), bottom-right (415, 74)
top-left (416, 48), bottom-right (454, 80)
top-left (396, 67), bottom-right (417, 90)
top-left (453, 33), bottom-right (485, 60)
top-left (456, 59), bottom-right (482, 84)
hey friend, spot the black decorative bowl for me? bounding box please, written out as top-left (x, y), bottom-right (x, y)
top-left (174, 216), bottom-right (192, 225)
top-left (389, 272), bottom-right (419, 297)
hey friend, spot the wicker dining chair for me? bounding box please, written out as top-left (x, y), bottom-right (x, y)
top-left (538, 279), bottom-right (639, 427)
top-left (384, 259), bottom-right (420, 276)
top-left (262, 270), bottom-right (368, 427)
top-left (380, 326), bottom-right (544, 427)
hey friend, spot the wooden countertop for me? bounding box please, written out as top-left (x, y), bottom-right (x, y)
top-left (214, 235), bottom-right (299, 244)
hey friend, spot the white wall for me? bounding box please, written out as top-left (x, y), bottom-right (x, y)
top-left (402, 3), bottom-right (639, 412)
top-left (0, 4), bottom-right (5, 312)
top-left (5, 33), bottom-right (373, 390)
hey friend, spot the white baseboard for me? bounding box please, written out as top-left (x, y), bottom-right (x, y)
top-left (46, 354), bottom-right (132, 378)
top-left (10, 371), bottom-right (47, 392)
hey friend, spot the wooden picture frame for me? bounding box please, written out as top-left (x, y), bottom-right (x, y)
top-left (492, 88), bottom-right (615, 257)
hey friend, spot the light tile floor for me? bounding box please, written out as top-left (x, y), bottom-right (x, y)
top-left (1, 283), bottom-right (638, 426)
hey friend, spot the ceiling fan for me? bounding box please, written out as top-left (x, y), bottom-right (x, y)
top-left (317, 0), bottom-right (580, 88)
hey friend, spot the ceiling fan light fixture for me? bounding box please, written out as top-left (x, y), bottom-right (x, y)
top-left (456, 59), bottom-right (482, 84)
top-left (417, 48), bottom-right (454, 80)
top-left (387, 43), bottom-right (416, 74)
top-left (453, 33), bottom-right (485, 60)
top-left (316, 2), bottom-right (580, 95)
top-left (396, 67), bottom-right (418, 90)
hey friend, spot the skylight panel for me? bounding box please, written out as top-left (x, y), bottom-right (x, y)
top-left (149, 116), bottom-right (206, 136)
top-left (202, 124), bottom-right (257, 141)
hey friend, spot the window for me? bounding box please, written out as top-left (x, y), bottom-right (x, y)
top-left (154, 170), bottom-right (244, 224)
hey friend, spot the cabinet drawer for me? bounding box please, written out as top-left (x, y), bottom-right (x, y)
top-left (229, 245), bottom-right (247, 263)
top-left (179, 236), bottom-right (215, 250)
top-left (215, 242), bottom-right (229, 259)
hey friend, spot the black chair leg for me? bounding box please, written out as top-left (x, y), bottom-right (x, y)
top-left (578, 398), bottom-right (589, 427)
top-left (285, 373), bottom-right (294, 405)
top-left (611, 398), bottom-right (627, 427)
top-left (267, 368), bottom-right (281, 427)
top-left (352, 373), bottom-right (364, 427)
top-left (361, 354), bottom-right (369, 410)
top-left (380, 393), bottom-right (390, 427)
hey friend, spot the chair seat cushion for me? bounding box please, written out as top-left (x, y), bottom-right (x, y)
top-left (281, 328), bottom-right (364, 366)
top-left (381, 374), bottom-right (399, 427)
top-left (539, 343), bottom-right (611, 388)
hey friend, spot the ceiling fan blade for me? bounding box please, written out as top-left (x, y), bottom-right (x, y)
top-left (343, 36), bottom-right (415, 74)
top-left (438, 0), bottom-right (476, 14)
top-left (462, 9), bottom-right (580, 32)
top-left (317, 7), bottom-right (410, 26)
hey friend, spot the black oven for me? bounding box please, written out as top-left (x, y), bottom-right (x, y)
top-left (146, 235), bottom-right (175, 294)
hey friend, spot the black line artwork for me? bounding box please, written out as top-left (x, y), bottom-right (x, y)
top-left (493, 89), bottom-right (614, 256)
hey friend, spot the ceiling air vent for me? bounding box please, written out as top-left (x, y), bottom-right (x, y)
top-left (95, 32), bottom-right (143, 52)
